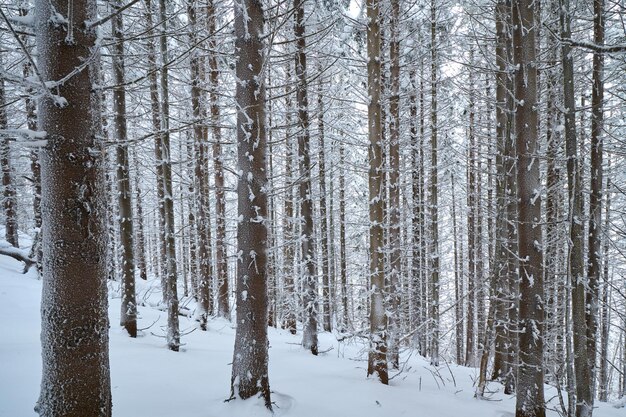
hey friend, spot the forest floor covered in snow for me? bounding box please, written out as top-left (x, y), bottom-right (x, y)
top-left (1, 253), bottom-right (625, 417)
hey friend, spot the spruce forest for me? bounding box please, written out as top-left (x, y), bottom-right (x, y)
top-left (0, 0), bottom-right (625, 416)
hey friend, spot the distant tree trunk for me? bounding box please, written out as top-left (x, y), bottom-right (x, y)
top-left (294, 0), bottom-right (318, 355)
top-left (0, 62), bottom-right (19, 248)
top-left (387, 0), bottom-right (401, 369)
top-left (428, 0), bottom-right (440, 367)
top-left (586, 0), bottom-right (605, 400)
top-left (111, 1), bottom-right (137, 337)
top-left (366, 0), bottom-right (388, 384)
top-left (188, 0), bottom-right (213, 329)
top-left (282, 63), bottom-right (297, 334)
top-left (35, 0), bottom-right (112, 412)
top-left (158, 0), bottom-right (180, 351)
top-left (20, 5), bottom-right (41, 268)
top-left (560, 0), bottom-right (593, 415)
top-left (230, 0), bottom-right (271, 407)
top-left (339, 141), bottom-right (349, 329)
top-left (133, 149), bottom-right (148, 281)
top-left (597, 172), bottom-right (610, 402)
top-left (317, 80), bottom-right (332, 332)
top-left (208, 0), bottom-right (229, 320)
top-left (512, 0), bottom-right (546, 415)
top-left (466, 46), bottom-right (477, 368)
top-left (144, 0), bottom-right (166, 285)
top-left (451, 173), bottom-right (464, 365)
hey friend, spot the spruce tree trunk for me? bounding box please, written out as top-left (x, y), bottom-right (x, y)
top-left (294, 0), bottom-right (318, 355)
top-left (317, 81), bottom-right (332, 332)
top-left (512, 0), bottom-right (546, 415)
top-left (111, 1), bottom-right (137, 337)
top-left (282, 63), bottom-right (297, 334)
top-left (586, 0), bottom-right (605, 399)
top-left (208, 0), bottom-right (229, 319)
top-left (158, 0), bottom-right (180, 351)
top-left (428, 0), bottom-right (440, 367)
top-left (230, 0), bottom-right (271, 406)
top-left (366, 0), bottom-right (388, 384)
top-left (35, 0), bottom-right (112, 411)
top-left (0, 62), bottom-right (19, 248)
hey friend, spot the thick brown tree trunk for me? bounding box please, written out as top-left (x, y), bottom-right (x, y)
top-left (230, 0), bottom-right (271, 407)
top-left (366, 0), bottom-right (388, 384)
top-left (35, 0), bottom-right (112, 412)
top-left (512, 0), bottom-right (546, 415)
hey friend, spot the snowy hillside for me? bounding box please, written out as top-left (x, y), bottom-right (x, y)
top-left (0, 254), bottom-right (623, 417)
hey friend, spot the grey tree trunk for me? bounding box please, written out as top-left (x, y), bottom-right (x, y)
top-left (111, 0), bottom-right (137, 338)
top-left (294, 0), bottom-right (318, 355)
top-left (230, 0), bottom-right (271, 407)
top-left (282, 63), bottom-right (297, 334)
top-left (35, 0), bottom-right (112, 412)
top-left (428, 0), bottom-right (440, 367)
top-left (560, 0), bottom-right (593, 415)
top-left (366, 0), bottom-right (388, 384)
top-left (387, 0), bottom-right (401, 369)
top-left (586, 0), bottom-right (605, 400)
top-left (208, 0), bottom-right (229, 320)
top-left (317, 80), bottom-right (331, 333)
top-left (0, 61), bottom-right (19, 248)
top-left (512, 0), bottom-right (546, 415)
top-left (158, 0), bottom-right (181, 351)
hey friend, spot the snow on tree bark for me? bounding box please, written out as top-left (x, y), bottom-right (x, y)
top-left (230, 0), bottom-right (272, 408)
top-left (512, 0), bottom-right (546, 415)
top-left (34, 0), bottom-right (112, 412)
top-left (366, 0), bottom-right (388, 385)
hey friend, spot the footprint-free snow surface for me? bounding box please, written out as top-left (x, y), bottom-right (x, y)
top-left (0, 253), bottom-right (624, 417)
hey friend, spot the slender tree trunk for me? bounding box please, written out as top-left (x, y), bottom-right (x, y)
top-left (208, 0), bottom-right (229, 319)
top-left (598, 172), bottom-right (610, 402)
top-left (512, 0), bottom-right (546, 415)
top-left (230, 0), bottom-right (271, 406)
top-left (451, 173), bottom-right (464, 365)
top-left (282, 63), bottom-right (297, 334)
top-left (339, 141), bottom-right (349, 329)
top-left (133, 149), bottom-right (148, 281)
top-left (560, 0), bottom-right (593, 415)
top-left (386, 0), bottom-right (401, 369)
top-left (158, 0), bottom-right (180, 351)
top-left (294, 0), bottom-right (318, 355)
top-left (0, 59), bottom-right (19, 248)
top-left (35, 0), bottom-right (112, 411)
top-left (317, 80), bottom-right (331, 332)
top-left (429, 0), bottom-right (440, 367)
top-left (111, 1), bottom-right (137, 337)
top-left (586, 0), bottom-right (605, 400)
top-left (366, 0), bottom-right (388, 384)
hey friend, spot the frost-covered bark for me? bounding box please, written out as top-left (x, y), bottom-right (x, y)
top-left (428, 0), bottom-right (440, 367)
top-left (586, 0), bottom-right (605, 399)
top-left (282, 62), bottom-right (297, 334)
top-left (294, 0), bottom-right (318, 355)
top-left (512, 0), bottom-right (546, 415)
top-left (34, 0), bottom-right (111, 412)
top-left (0, 65), bottom-right (19, 248)
top-left (387, 0), bottom-right (401, 369)
top-left (230, 0), bottom-right (271, 408)
top-left (560, 0), bottom-right (593, 414)
top-left (366, 0), bottom-right (388, 385)
top-left (111, 0), bottom-right (137, 338)
top-left (157, 0), bottom-right (180, 351)
top-left (208, 0), bottom-right (229, 320)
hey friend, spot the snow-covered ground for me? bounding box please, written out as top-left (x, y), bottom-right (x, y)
top-left (0, 253), bottom-right (624, 417)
